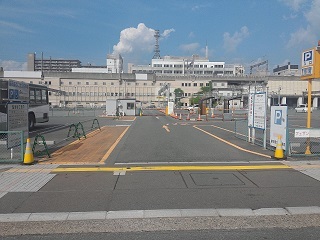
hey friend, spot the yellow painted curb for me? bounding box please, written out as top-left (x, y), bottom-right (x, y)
top-left (52, 164), bottom-right (291, 173)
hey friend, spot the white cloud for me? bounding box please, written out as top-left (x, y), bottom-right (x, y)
top-left (0, 60), bottom-right (27, 70)
top-left (0, 20), bottom-right (33, 33)
top-left (223, 26), bottom-right (250, 52)
top-left (179, 43), bottom-right (200, 53)
top-left (286, 0), bottom-right (320, 48)
top-left (280, 0), bottom-right (307, 11)
top-left (162, 29), bottom-right (175, 39)
top-left (113, 23), bottom-right (175, 55)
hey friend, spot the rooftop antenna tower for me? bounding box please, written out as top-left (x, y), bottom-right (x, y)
top-left (153, 30), bottom-right (161, 59)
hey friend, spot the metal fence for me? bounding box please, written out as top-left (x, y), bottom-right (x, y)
top-left (235, 120), bottom-right (272, 150)
top-left (50, 108), bottom-right (105, 117)
top-left (32, 118), bottom-right (101, 159)
top-left (0, 131), bottom-right (25, 163)
top-left (235, 119), bottom-right (320, 157)
top-left (288, 134), bottom-right (320, 156)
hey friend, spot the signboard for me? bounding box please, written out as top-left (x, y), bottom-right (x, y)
top-left (253, 93), bottom-right (266, 129)
top-left (295, 128), bottom-right (320, 138)
top-left (8, 80), bottom-right (29, 102)
top-left (247, 93), bottom-right (254, 127)
top-left (248, 92), bottom-right (266, 130)
top-left (301, 48), bottom-right (320, 79)
top-left (270, 106), bottom-right (288, 149)
top-left (7, 103), bottom-right (28, 149)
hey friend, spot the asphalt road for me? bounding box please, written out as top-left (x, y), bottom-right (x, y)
top-left (1, 108), bottom-right (320, 238)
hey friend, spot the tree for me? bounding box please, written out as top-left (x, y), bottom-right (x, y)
top-left (174, 88), bottom-right (184, 106)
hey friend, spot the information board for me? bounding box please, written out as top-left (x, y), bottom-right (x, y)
top-left (253, 93), bottom-right (266, 129)
top-left (7, 103), bottom-right (28, 149)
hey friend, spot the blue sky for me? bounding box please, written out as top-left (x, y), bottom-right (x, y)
top-left (0, 0), bottom-right (319, 72)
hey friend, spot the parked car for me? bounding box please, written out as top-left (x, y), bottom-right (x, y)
top-left (187, 104), bottom-right (199, 112)
top-left (295, 104), bottom-right (313, 113)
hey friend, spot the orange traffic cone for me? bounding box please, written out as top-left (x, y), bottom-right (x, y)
top-left (23, 138), bottom-right (34, 165)
top-left (186, 113), bottom-right (190, 120)
top-left (211, 110), bottom-right (215, 118)
top-left (179, 113), bottom-right (182, 120)
top-left (274, 135), bottom-right (284, 159)
top-left (197, 114), bottom-right (202, 121)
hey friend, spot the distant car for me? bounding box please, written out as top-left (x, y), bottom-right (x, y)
top-left (187, 104), bottom-right (199, 112)
top-left (295, 104), bottom-right (313, 113)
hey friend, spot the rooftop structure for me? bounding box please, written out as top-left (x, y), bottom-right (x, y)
top-left (273, 62), bottom-right (299, 76)
top-left (27, 53), bottom-right (81, 72)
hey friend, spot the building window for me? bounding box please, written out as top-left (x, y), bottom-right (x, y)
top-left (188, 83), bottom-right (191, 87)
top-left (94, 82), bottom-right (98, 85)
top-left (200, 83), bottom-right (203, 86)
top-left (206, 83), bottom-right (210, 86)
top-left (144, 83), bottom-right (147, 86)
top-left (77, 82), bottom-right (81, 85)
top-left (182, 83), bottom-right (184, 86)
top-left (193, 83), bottom-right (197, 87)
top-left (103, 82), bottom-right (106, 85)
top-left (127, 103), bottom-right (134, 110)
top-left (86, 82), bottom-right (89, 85)
top-left (136, 83), bottom-right (139, 85)
top-left (111, 82), bottom-right (114, 85)
top-left (69, 82), bottom-right (72, 85)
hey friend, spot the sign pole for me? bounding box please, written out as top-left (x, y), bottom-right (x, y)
top-left (305, 78), bottom-right (312, 154)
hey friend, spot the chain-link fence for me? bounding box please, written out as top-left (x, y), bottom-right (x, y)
top-left (32, 118), bottom-right (101, 159)
top-left (49, 107), bottom-right (105, 117)
top-left (235, 119), bottom-right (320, 157)
top-left (288, 133), bottom-right (320, 156)
top-left (0, 131), bottom-right (25, 163)
top-left (234, 120), bottom-right (272, 149)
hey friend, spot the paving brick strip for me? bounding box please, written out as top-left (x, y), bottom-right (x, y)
top-left (39, 126), bottom-right (128, 164)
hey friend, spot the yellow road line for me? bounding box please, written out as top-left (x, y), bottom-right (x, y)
top-left (99, 126), bottom-right (130, 163)
top-left (52, 164), bottom-right (291, 173)
top-left (193, 125), bottom-right (271, 159)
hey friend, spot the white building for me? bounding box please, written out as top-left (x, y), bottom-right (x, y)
top-left (106, 53), bottom-right (123, 73)
top-left (128, 55), bottom-right (244, 76)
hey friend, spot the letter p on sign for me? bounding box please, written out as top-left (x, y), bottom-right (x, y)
top-left (274, 110), bottom-right (282, 125)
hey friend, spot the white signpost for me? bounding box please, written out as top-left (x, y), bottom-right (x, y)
top-left (270, 106), bottom-right (288, 151)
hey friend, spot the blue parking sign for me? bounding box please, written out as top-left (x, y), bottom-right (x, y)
top-left (303, 50), bottom-right (313, 66)
top-left (274, 110), bottom-right (282, 125)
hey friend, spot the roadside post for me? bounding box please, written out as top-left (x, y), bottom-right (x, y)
top-left (300, 41), bottom-right (320, 154)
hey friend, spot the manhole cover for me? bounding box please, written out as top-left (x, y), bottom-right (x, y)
top-left (190, 173), bottom-right (245, 186)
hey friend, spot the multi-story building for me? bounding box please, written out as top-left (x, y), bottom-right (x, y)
top-left (273, 62), bottom-right (299, 76)
top-left (27, 53), bottom-right (81, 72)
top-left (128, 55), bottom-right (244, 76)
top-left (106, 53), bottom-right (123, 73)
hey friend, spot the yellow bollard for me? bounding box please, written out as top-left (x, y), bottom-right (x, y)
top-left (23, 138), bottom-right (34, 165)
top-left (274, 135), bottom-right (284, 159)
